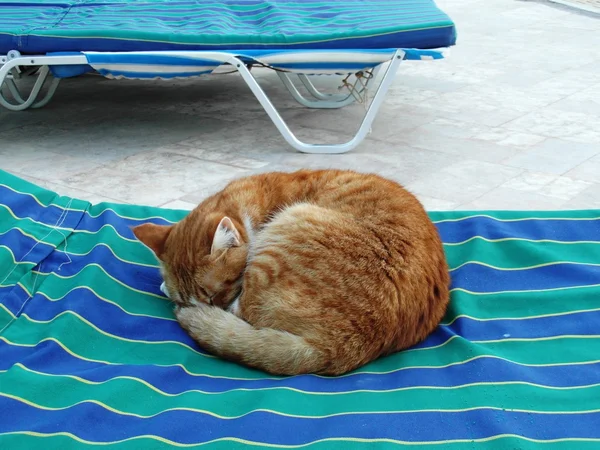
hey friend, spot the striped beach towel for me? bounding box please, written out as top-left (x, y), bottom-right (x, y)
top-left (0, 169), bottom-right (599, 449)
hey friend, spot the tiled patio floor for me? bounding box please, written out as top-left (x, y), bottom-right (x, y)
top-left (1, 0), bottom-right (599, 211)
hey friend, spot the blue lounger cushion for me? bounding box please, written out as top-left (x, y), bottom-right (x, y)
top-left (0, 0), bottom-right (456, 54)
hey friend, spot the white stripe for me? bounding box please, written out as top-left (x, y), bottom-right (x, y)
top-left (91, 64), bottom-right (217, 73)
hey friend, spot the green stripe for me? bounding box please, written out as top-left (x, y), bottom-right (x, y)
top-left (5, 313), bottom-right (600, 379)
top-left (23, 266), bottom-right (173, 320)
top-left (2, 365), bottom-right (599, 418)
top-left (444, 240), bottom-right (600, 270)
top-left (0, 305), bottom-right (14, 329)
top-left (444, 286), bottom-right (599, 323)
top-left (1, 432), bottom-right (599, 450)
top-left (430, 210), bottom-right (600, 222)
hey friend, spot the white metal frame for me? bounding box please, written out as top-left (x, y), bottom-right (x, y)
top-left (276, 66), bottom-right (381, 110)
top-left (0, 49), bottom-right (404, 154)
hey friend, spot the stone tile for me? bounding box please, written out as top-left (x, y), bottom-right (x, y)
top-left (1, 150), bottom-right (106, 182)
top-left (160, 200), bottom-right (197, 211)
top-left (365, 145), bottom-right (460, 182)
top-left (0, 110), bottom-right (45, 132)
top-left (502, 172), bottom-right (559, 192)
top-left (406, 171), bottom-right (494, 204)
top-left (1, 0), bottom-right (599, 212)
top-left (394, 131), bottom-right (521, 163)
top-left (564, 156), bottom-right (600, 183)
top-left (290, 103), bottom-right (437, 140)
top-left (406, 161), bottom-right (522, 204)
top-left (397, 94), bottom-right (526, 127)
top-left (549, 83), bottom-right (600, 117)
top-left (159, 144), bottom-right (270, 170)
top-left (459, 187), bottom-right (568, 210)
top-left (421, 118), bottom-right (547, 148)
top-left (415, 196), bottom-right (459, 211)
top-left (438, 85), bottom-right (560, 114)
top-left (27, 111), bottom-right (227, 161)
top-left (409, 118), bottom-right (488, 140)
top-left (389, 74), bottom-right (467, 93)
top-left (564, 183), bottom-right (600, 209)
top-left (442, 160), bottom-right (523, 186)
top-left (489, 69), bottom-right (555, 89)
top-left (61, 152), bottom-right (249, 206)
top-left (503, 139), bottom-right (600, 174)
top-left (504, 110), bottom-right (600, 143)
top-left (544, 177), bottom-right (594, 200)
top-left (15, 175), bottom-right (124, 204)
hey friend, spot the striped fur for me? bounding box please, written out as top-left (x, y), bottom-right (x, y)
top-left (133, 169), bottom-right (450, 375)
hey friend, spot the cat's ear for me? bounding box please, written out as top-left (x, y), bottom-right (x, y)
top-left (211, 216), bottom-right (241, 254)
top-left (132, 223), bottom-right (172, 258)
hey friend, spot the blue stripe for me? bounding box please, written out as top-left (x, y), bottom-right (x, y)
top-left (1, 27), bottom-right (456, 54)
top-left (35, 244), bottom-right (163, 292)
top-left (451, 262), bottom-right (600, 293)
top-left (2, 339), bottom-right (599, 394)
top-left (437, 217), bottom-right (600, 244)
top-left (0, 396), bottom-right (597, 443)
top-left (84, 54), bottom-right (222, 66)
top-left (20, 289), bottom-right (191, 345)
top-left (0, 229), bottom-right (54, 265)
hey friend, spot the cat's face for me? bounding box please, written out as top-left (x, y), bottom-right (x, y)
top-left (133, 215), bottom-right (247, 309)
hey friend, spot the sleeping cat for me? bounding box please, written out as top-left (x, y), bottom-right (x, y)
top-left (133, 169), bottom-right (450, 376)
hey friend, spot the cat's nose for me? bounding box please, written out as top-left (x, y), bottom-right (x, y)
top-left (160, 281), bottom-right (168, 297)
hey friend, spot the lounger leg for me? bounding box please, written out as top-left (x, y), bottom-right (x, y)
top-left (277, 67), bottom-right (382, 109)
top-left (0, 51), bottom-right (83, 111)
top-left (277, 72), bottom-right (356, 109)
top-left (0, 66), bottom-right (61, 111)
top-left (230, 50), bottom-right (403, 154)
top-left (298, 66), bottom-right (381, 101)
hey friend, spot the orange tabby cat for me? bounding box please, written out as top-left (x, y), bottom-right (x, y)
top-left (133, 169), bottom-right (450, 376)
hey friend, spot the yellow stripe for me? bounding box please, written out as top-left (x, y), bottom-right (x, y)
top-left (34, 285), bottom-right (176, 322)
top-left (83, 209), bottom-right (178, 224)
top-left (0, 226), bottom-right (55, 246)
top-left (406, 334), bottom-right (600, 355)
top-left (473, 334), bottom-right (600, 344)
top-left (0, 303), bottom-right (16, 319)
top-left (31, 264), bottom-right (164, 299)
top-left (0, 335), bottom-right (123, 367)
top-left (451, 283), bottom-right (600, 296)
top-left (0, 431), bottom-right (598, 448)
top-left (0, 183), bottom-right (179, 223)
top-left (20, 311), bottom-right (213, 358)
top-left (433, 213), bottom-right (600, 224)
top-left (449, 260), bottom-right (600, 272)
top-left (444, 236), bottom-right (600, 247)
top-left (9, 363), bottom-right (600, 398)
top-left (0, 245), bottom-right (39, 267)
top-left (21, 308), bottom-right (598, 362)
top-left (0, 204), bottom-right (74, 232)
top-left (54, 242), bottom-right (160, 269)
top-left (0, 183), bottom-right (56, 208)
top-left (71, 224), bottom-right (140, 243)
top-left (2, 334), bottom-right (599, 382)
top-left (16, 281), bottom-right (33, 297)
top-left (2, 391), bottom-right (600, 422)
top-left (442, 307), bottom-right (600, 327)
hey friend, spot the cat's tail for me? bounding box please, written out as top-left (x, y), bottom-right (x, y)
top-left (176, 304), bottom-right (327, 376)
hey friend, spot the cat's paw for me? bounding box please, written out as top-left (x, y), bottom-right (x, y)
top-left (175, 305), bottom-right (205, 330)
